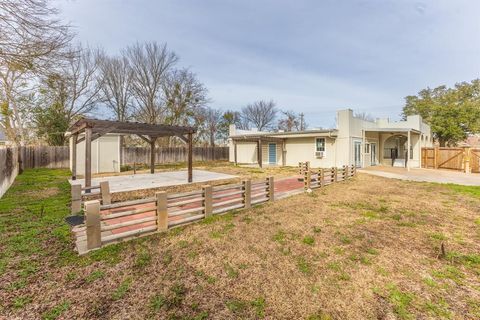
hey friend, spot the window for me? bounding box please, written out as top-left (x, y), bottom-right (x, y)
top-left (315, 138), bottom-right (325, 152)
top-left (364, 143), bottom-right (370, 154)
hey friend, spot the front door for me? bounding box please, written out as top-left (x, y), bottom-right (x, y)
top-left (370, 143), bottom-right (377, 166)
top-left (354, 141), bottom-right (362, 167)
top-left (268, 143), bottom-right (277, 164)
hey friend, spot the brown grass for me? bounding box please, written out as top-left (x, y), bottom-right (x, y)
top-left (2, 172), bottom-right (480, 319)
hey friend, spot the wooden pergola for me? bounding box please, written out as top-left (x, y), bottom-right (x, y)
top-left (68, 118), bottom-right (196, 189)
top-left (231, 135), bottom-right (286, 167)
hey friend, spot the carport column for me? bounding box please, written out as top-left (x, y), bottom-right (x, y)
top-left (85, 127), bottom-right (92, 192)
top-left (361, 129), bottom-right (366, 168)
top-left (407, 130), bottom-right (411, 171)
top-left (257, 139), bottom-right (263, 168)
top-left (234, 140), bottom-right (238, 165)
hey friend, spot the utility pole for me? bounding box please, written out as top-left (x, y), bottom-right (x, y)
top-left (299, 113), bottom-right (305, 131)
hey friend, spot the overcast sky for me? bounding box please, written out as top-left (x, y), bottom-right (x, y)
top-left (55, 0), bottom-right (480, 128)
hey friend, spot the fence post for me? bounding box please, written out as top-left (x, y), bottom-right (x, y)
top-left (353, 165), bottom-right (356, 176)
top-left (156, 191), bottom-right (168, 231)
top-left (203, 185), bottom-right (213, 217)
top-left (319, 168), bottom-right (324, 187)
top-left (242, 179), bottom-right (251, 209)
top-left (343, 165), bottom-right (347, 180)
top-left (267, 176), bottom-right (274, 201)
top-left (71, 184), bottom-right (82, 214)
top-left (304, 169), bottom-right (311, 190)
top-left (333, 167), bottom-right (338, 182)
top-left (434, 147), bottom-right (439, 169)
top-left (464, 148), bottom-right (471, 174)
top-left (100, 181), bottom-right (111, 205)
top-left (85, 200), bottom-right (101, 250)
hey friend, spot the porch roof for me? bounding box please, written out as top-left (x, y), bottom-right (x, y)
top-left (365, 128), bottom-right (421, 134)
top-left (230, 129), bottom-right (338, 141)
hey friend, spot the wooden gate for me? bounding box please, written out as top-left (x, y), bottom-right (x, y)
top-left (422, 147), bottom-right (480, 173)
top-left (471, 148), bottom-right (480, 173)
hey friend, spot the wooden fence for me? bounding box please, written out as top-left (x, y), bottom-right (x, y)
top-left (122, 146), bottom-right (229, 165)
top-left (421, 147), bottom-right (479, 173)
top-left (78, 177), bottom-right (274, 253)
top-left (300, 162), bottom-right (356, 189)
top-left (74, 163), bottom-right (357, 254)
top-left (21, 146), bottom-right (69, 169)
top-left (0, 147), bottom-right (19, 198)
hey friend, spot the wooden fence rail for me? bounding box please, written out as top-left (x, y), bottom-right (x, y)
top-left (421, 147), bottom-right (479, 173)
top-left (300, 162), bottom-right (356, 190)
top-left (75, 162), bottom-right (357, 254)
top-left (80, 177), bottom-right (272, 253)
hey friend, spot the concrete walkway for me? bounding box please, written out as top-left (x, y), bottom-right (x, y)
top-left (69, 170), bottom-right (237, 193)
top-left (360, 166), bottom-right (480, 186)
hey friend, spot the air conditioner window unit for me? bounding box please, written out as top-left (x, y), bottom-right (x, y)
top-left (315, 151), bottom-right (325, 158)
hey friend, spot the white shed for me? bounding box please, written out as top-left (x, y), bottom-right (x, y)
top-left (69, 133), bottom-right (121, 175)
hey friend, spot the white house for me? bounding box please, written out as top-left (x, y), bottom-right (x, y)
top-left (228, 109), bottom-right (433, 169)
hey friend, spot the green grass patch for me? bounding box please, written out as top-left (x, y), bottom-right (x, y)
top-left (112, 278), bottom-right (132, 301)
top-left (444, 184), bottom-right (480, 199)
top-left (85, 270), bottom-right (105, 283)
top-left (386, 284), bottom-right (414, 319)
top-left (42, 301), bottom-right (70, 320)
top-left (297, 257), bottom-right (312, 275)
top-left (302, 236), bottom-right (315, 245)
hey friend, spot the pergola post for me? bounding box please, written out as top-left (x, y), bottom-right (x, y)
top-left (188, 132), bottom-right (193, 183)
top-left (149, 137), bottom-right (156, 174)
top-left (85, 127), bottom-right (92, 191)
top-left (72, 133), bottom-right (78, 180)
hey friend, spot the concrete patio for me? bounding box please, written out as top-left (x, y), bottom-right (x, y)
top-left (69, 169), bottom-right (237, 193)
top-left (360, 166), bottom-right (480, 186)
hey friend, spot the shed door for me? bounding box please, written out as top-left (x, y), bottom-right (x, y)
top-left (268, 143), bottom-right (277, 164)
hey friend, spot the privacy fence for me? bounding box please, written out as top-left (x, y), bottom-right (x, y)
top-left (421, 147), bottom-right (480, 173)
top-left (0, 147), bottom-right (19, 198)
top-left (73, 162), bottom-right (357, 254)
top-left (122, 146), bottom-right (229, 165)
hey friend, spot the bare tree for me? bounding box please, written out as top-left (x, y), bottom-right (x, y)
top-left (163, 68), bottom-right (208, 126)
top-left (0, 63), bottom-right (34, 145)
top-left (99, 54), bottom-right (132, 121)
top-left (124, 42), bottom-right (178, 124)
top-left (38, 45), bottom-right (103, 126)
top-left (354, 111), bottom-right (375, 122)
top-left (203, 107), bottom-right (223, 147)
top-left (277, 110), bottom-right (307, 132)
top-left (241, 100), bottom-right (278, 131)
top-left (0, 0), bottom-right (73, 70)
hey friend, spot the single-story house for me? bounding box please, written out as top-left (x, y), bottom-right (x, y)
top-left (228, 109), bottom-right (433, 169)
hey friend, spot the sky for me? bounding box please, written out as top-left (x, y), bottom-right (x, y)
top-left (55, 0), bottom-right (480, 128)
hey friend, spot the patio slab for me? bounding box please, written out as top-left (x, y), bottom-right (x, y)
top-left (69, 169), bottom-right (237, 193)
top-left (359, 166), bottom-right (480, 186)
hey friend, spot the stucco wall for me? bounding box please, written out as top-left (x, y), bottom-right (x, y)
top-left (284, 137), bottom-right (336, 167)
top-left (70, 134), bottom-right (121, 175)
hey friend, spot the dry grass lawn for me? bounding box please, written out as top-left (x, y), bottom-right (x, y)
top-left (1, 168), bottom-right (480, 319)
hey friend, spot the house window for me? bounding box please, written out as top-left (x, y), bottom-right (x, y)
top-left (315, 138), bottom-right (325, 152)
top-left (364, 143), bottom-right (370, 154)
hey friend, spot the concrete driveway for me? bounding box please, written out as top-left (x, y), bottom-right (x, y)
top-left (359, 166), bottom-right (480, 186)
